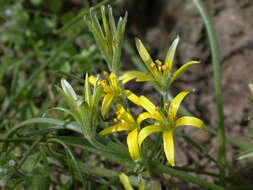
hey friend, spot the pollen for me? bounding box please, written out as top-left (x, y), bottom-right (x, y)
top-left (164, 102), bottom-right (170, 107)
top-left (150, 63), bottom-right (156, 68)
top-left (155, 60), bottom-right (162, 66)
top-left (162, 65), bottom-right (167, 71)
top-left (99, 80), bottom-right (107, 87)
top-left (103, 71), bottom-right (109, 77)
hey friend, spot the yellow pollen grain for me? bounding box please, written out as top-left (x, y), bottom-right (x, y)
top-left (162, 65), bottom-right (167, 71)
top-left (103, 71), bottom-right (109, 77)
top-left (155, 60), bottom-right (162, 66)
top-left (164, 102), bottom-right (170, 107)
top-left (150, 63), bottom-right (156, 68)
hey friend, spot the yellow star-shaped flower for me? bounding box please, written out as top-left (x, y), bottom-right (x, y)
top-left (120, 36), bottom-right (200, 90)
top-left (99, 104), bottom-right (141, 160)
top-left (130, 90), bottom-right (205, 166)
top-left (89, 72), bottom-right (138, 118)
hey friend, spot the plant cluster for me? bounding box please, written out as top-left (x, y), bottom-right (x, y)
top-left (1, 1), bottom-right (253, 190)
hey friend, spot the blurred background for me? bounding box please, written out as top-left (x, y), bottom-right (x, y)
top-left (0, 0), bottom-right (252, 188)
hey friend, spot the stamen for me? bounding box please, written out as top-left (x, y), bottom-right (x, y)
top-left (99, 80), bottom-right (107, 87)
top-left (151, 63), bottom-right (156, 68)
top-left (155, 60), bottom-right (162, 66)
top-left (162, 65), bottom-right (167, 71)
top-left (164, 102), bottom-right (170, 107)
top-left (103, 71), bottom-right (109, 78)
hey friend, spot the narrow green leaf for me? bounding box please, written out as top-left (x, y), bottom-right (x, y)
top-left (52, 107), bottom-right (80, 124)
top-left (80, 102), bottom-right (91, 136)
top-left (101, 6), bottom-right (110, 39)
top-left (236, 148), bottom-right (253, 160)
top-left (108, 5), bottom-right (116, 35)
top-left (85, 73), bottom-right (91, 106)
top-left (6, 118), bottom-right (81, 138)
top-left (56, 136), bottom-right (134, 168)
top-left (147, 160), bottom-right (228, 190)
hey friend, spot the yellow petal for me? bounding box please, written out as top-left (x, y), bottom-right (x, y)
top-left (125, 90), bottom-right (140, 106)
top-left (116, 104), bottom-right (135, 124)
top-left (163, 130), bottom-right (175, 166)
top-left (138, 125), bottom-right (164, 146)
top-left (101, 94), bottom-right (114, 118)
top-left (168, 61), bottom-right (200, 86)
top-left (103, 83), bottom-right (111, 93)
top-left (89, 75), bottom-right (97, 85)
top-left (127, 128), bottom-right (140, 160)
top-left (135, 38), bottom-right (153, 70)
top-left (164, 36), bottom-right (180, 75)
top-left (175, 116), bottom-right (205, 129)
top-left (99, 123), bottom-right (130, 135)
top-left (139, 96), bottom-right (165, 122)
top-left (139, 96), bottom-right (157, 114)
top-left (119, 70), bottom-right (154, 84)
top-left (168, 90), bottom-right (191, 120)
top-left (108, 73), bottom-right (120, 92)
top-left (119, 173), bottom-right (134, 190)
top-left (137, 112), bottom-right (154, 125)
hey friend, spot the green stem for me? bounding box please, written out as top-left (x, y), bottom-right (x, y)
top-left (173, 166), bottom-right (219, 178)
top-left (147, 160), bottom-right (228, 190)
top-left (0, 137), bottom-right (34, 143)
top-left (191, 0), bottom-right (226, 185)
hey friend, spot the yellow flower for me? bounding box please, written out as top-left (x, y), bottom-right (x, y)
top-left (120, 36), bottom-right (200, 90)
top-left (89, 72), bottom-right (139, 118)
top-left (99, 104), bottom-right (142, 160)
top-left (130, 90), bottom-right (205, 166)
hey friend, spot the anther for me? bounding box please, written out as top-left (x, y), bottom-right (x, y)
top-left (155, 60), bottom-right (162, 66)
top-left (150, 63), bottom-right (156, 68)
top-left (164, 102), bottom-right (170, 107)
top-left (103, 71), bottom-right (109, 77)
top-left (162, 65), bottom-right (167, 71)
